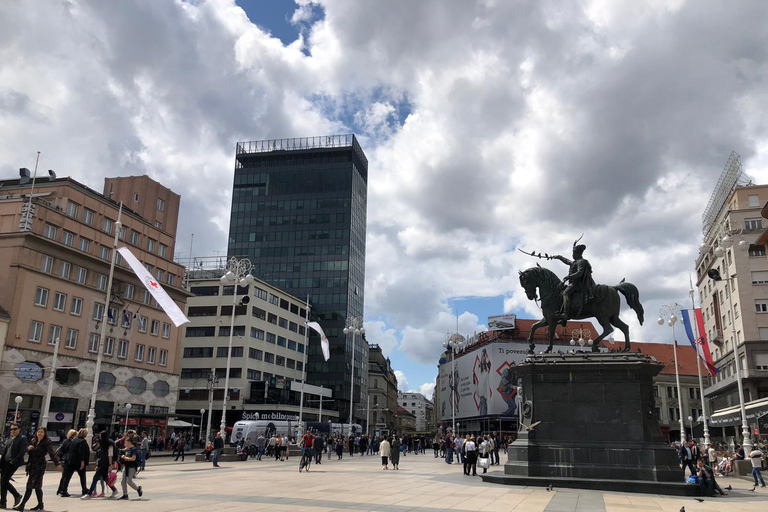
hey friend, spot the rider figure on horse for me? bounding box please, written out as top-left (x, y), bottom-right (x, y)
top-left (552, 243), bottom-right (596, 325)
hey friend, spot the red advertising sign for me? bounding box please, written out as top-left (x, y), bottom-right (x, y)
top-left (141, 419), bottom-right (166, 427)
top-left (118, 418), bottom-right (141, 426)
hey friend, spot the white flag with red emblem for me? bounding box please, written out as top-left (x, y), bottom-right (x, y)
top-left (117, 247), bottom-right (189, 327)
top-left (306, 321), bottom-right (330, 361)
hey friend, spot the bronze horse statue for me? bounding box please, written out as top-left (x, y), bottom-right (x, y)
top-left (518, 265), bottom-right (644, 354)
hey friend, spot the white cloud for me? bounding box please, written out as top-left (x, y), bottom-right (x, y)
top-left (418, 382), bottom-right (436, 401)
top-left (394, 370), bottom-right (408, 391)
top-left (4, 0), bottom-right (768, 387)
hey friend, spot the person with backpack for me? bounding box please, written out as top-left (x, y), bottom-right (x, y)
top-left (118, 436), bottom-right (142, 500)
top-left (82, 431), bottom-right (118, 500)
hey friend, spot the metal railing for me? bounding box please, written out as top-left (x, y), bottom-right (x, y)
top-left (236, 134), bottom-right (368, 167)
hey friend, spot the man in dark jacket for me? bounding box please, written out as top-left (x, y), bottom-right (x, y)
top-left (0, 424), bottom-right (28, 508)
top-left (313, 433), bottom-right (324, 464)
top-left (58, 428), bottom-right (90, 497)
top-left (212, 432), bottom-right (224, 467)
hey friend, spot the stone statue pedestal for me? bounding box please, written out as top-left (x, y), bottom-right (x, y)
top-left (481, 353), bottom-right (696, 495)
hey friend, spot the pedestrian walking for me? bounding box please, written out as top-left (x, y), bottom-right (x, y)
top-left (390, 436), bottom-right (400, 470)
top-left (212, 432), bottom-right (224, 467)
top-left (174, 436), bottom-right (186, 462)
top-left (58, 428), bottom-right (90, 498)
top-left (379, 436), bottom-right (391, 469)
top-left (313, 433), bottom-right (323, 464)
top-left (54, 429), bottom-right (76, 497)
top-left (255, 434), bottom-right (265, 461)
top-left (463, 435), bottom-right (477, 476)
top-left (118, 437), bottom-right (143, 500)
top-left (0, 423), bottom-right (28, 509)
top-left (139, 433), bottom-right (150, 472)
top-left (83, 431), bottom-right (119, 499)
top-left (491, 431), bottom-right (500, 465)
top-left (13, 427), bottom-right (60, 511)
top-left (749, 447), bottom-right (766, 488)
top-left (335, 436), bottom-right (343, 460)
top-left (478, 435), bottom-right (491, 474)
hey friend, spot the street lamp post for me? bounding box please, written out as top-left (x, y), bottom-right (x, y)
top-left (442, 332), bottom-right (466, 436)
top-left (124, 403), bottom-right (132, 433)
top-left (687, 415), bottom-right (694, 441)
top-left (570, 327), bottom-right (593, 349)
top-left (40, 337), bottom-right (61, 429)
top-left (343, 317), bottom-right (365, 434)
top-left (218, 257), bottom-right (255, 439)
top-left (199, 408), bottom-right (205, 445)
top-left (13, 396), bottom-right (22, 427)
top-left (658, 304), bottom-right (687, 443)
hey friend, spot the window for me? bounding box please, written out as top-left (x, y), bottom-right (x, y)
top-left (155, 268), bottom-right (164, 281)
top-left (756, 353), bottom-right (768, 371)
top-left (298, 343), bottom-right (305, 354)
top-left (93, 302), bottom-right (105, 321)
top-left (277, 336), bottom-right (286, 347)
top-left (108, 307), bottom-right (118, 325)
top-left (288, 340), bottom-right (296, 350)
top-left (135, 344), bottom-right (145, 362)
top-left (217, 346), bottom-right (243, 357)
top-left (252, 307), bottom-right (266, 320)
top-left (666, 386), bottom-right (678, 398)
top-left (183, 347), bottom-right (213, 358)
top-left (159, 349), bottom-right (167, 366)
top-left (756, 300), bottom-right (768, 313)
top-left (137, 315), bottom-right (147, 333)
top-left (47, 325), bottom-right (62, 345)
top-left (34, 287), bottom-right (49, 307)
top-left (53, 292), bottom-right (66, 311)
top-left (753, 271), bottom-right (768, 284)
top-left (147, 346), bottom-right (156, 364)
top-left (745, 218), bottom-right (763, 230)
top-left (247, 369), bottom-right (261, 380)
top-left (43, 224), bottom-right (57, 240)
top-left (278, 317), bottom-right (288, 329)
top-left (29, 320), bottom-right (43, 343)
top-left (127, 377), bottom-right (146, 394)
top-left (286, 359), bottom-right (295, 369)
top-left (250, 327), bottom-right (265, 340)
top-left (749, 245), bottom-right (766, 257)
top-left (97, 274), bottom-right (108, 291)
top-left (159, 244), bottom-right (168, 258)
top-left (296, 361), bottom-right (303, 371)
top-left (151, 319), bottom-right (159, 336)
top-left (130, 230), bottom-right (140, 245)
top-left (254, 287), bottom-right (268, 300)
top-left (102, 218), bottom-right (114, 234)
top-left (82, 208), bottom-right (94, 225)
top-left (162, 323), bottom-right (171, 338)
top-left (98, 372), bottom-right (116, 390)
top-left (167, 274), bottom-right (174, 286)
top-left (147, 238), bottom-right (156, 253)
top-left (79, 237), bottom-right (90, 252)
top-left (124, 284), bottom-right (134, 300)
top-left (266, 332), bottom-right (276, 344)
top-left (65, 328), bottom-right (78, 349)
top-left (154, 221), bottom-right (162, 229)
top-left (118, 224), bottom-right (126, 240)
top-left (134, 193), bottom-right (139, 202)
top-left (269, 294), bottom-right (279, 306)
top-left (118, 339), bottom-right (129, 359)
top-left (276, 355), bottom-right (285, 366)
top-left (157, 198), bottom-right (165, 211)
top-left (66, 202), bottom-right (79, 218)
top-left (41, 255), bottom-right (54, 273)
top-left (59, 261), bottom-right (71, 279)
top-left (289, 322), bottom-right (298, 332)
top-left (75, 267), bottom-right (87, 284)
top-left (142, 289), bottom-right (151, 304)
top-left (100, 246), bottom-right (110, 260)
top-left (264, 352), bottom-right (275, 364)
top-left (249, 348), bottom-right (263, 360)
top-left (62, 231), bottom-right (74, 246)
top-left (89, 334), bottom-right (100, 353)
top-left (268, 313), bottom-right (277, 325)
top-left (70, 297), bottom-right (83, 316)
top-left (185, 326), bottom-right (215, 337)
top-left (748, 194), bottom-right (760, 207)
top-left (104, 337), bottom-right (114, 356)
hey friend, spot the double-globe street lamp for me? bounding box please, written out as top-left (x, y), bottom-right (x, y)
top-left (658, 304), bottom-right (687, 443)
top-left (442, 332), bottom-right (466, 436)
top-left (343, 317), bottom-right (365, 434)
top-left (699, 219), bottom-right (752, 452)
top-left (219, 257), bottom-right (256, 437)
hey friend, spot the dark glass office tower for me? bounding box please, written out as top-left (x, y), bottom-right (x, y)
top-left (228, 135), bottom-right (368, 424)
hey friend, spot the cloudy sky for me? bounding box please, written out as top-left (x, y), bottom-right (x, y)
top-left (3, 0), bottom-right (768, 399)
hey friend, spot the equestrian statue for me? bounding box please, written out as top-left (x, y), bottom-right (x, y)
top-left (518, 236), bottom-right (644, 354)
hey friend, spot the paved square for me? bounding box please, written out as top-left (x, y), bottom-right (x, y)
top-left (18, 452), bottom-right (768, 512)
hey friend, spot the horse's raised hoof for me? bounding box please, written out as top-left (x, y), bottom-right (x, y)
top-left (544, 347), bottom-right (553, 354)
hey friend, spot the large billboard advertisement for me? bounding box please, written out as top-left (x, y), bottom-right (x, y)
top-left (487, 314), bottom-right (516, 331)
top-left (438, 341), bottom-right (550, 421)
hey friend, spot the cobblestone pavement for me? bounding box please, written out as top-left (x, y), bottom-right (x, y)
top-left (19, 452), bottom-right (768, 512)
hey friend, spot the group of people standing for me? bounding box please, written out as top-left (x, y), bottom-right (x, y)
top-left (441, 431), bottom-right (503, 471)
top-left (677, 439), bottom-right (766, 495)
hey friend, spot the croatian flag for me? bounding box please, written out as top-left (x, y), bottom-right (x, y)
top-left (306, 321), bottom-right (331, 361)
top-left (680, 309), bottom-right (718, 377)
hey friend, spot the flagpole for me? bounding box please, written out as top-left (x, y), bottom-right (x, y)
top-left (298, 295), bottom-right (310, 435)
top-left (86, 202), bottom-right (123, 447)
top-left (689, 275), bottom-right (711, 446)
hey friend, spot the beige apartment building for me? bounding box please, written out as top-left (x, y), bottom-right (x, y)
top-left (368, 344), bottom-right (399, 435)
top-left (0, 173), bottom-right (190, 439)
top-left (177, 260), bottom-right (335, 435)
top-left (695, 156), bottom-right (768, 438)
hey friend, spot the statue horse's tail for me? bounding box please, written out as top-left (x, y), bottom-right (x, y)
top-left (613, 282), bottom-right (644, 325)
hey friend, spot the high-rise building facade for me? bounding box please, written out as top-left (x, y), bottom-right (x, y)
top-left (696, 154), bottom-right (768, 429)
top-left (0, 173), bottom-right (189, 439)
top-left (228, 135), bottom-right (368, 423)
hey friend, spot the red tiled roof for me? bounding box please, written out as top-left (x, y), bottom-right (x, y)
top-left (602, 340), bottom-right (700, 377)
